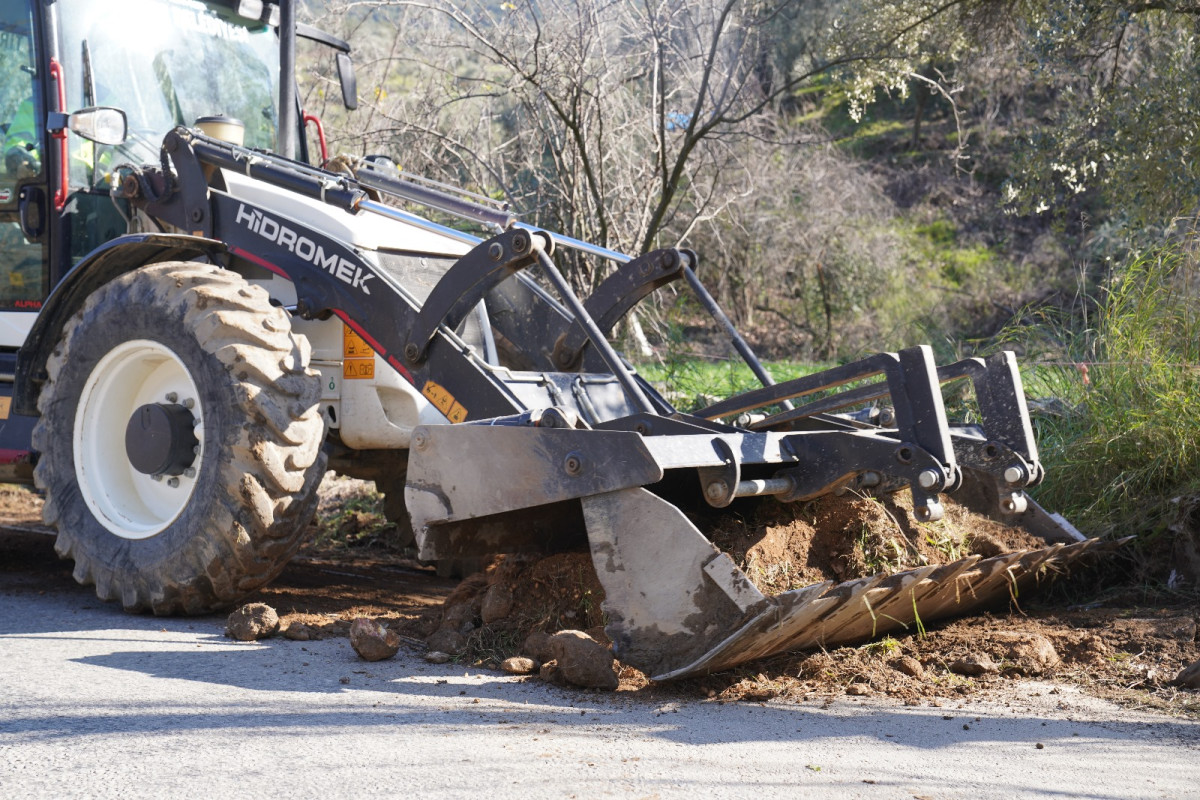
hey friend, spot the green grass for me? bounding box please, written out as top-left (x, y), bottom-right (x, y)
top-left (1017, 247), bottom-right (1200, 535)
top-left (636, 358), bottom-right (834, 412)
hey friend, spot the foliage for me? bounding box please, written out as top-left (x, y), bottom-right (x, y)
top-left (1020, 246), bottom-right (1200, 533)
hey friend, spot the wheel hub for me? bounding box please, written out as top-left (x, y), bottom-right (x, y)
top-left (125, 403), bottom-right (199, 476)
top-left (74, 339), bottom-right (205, 540)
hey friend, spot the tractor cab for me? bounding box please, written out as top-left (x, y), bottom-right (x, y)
top-left (0, 0), bottom-right (346, 351)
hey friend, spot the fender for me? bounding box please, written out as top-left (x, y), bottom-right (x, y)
top-left (14, 233), bottom-right (228, 416)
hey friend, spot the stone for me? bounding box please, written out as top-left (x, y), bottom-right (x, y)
top-left (538, 660), bottom-right (567, 685)
top-left (480, 584), bottom-right (515, 624)
top-left (846, 683), bottom-right (873, 696)
top-left (890, 655), bottom-right (925, 679)
top-left (283, 622), bottom-right (313, 641)
top-left (549, 630), bottom-right (618, 691)
top-left (501, 656), bottom-right (537, 675)
top-left (225, 603), bottom-right (280, 641)
top-left (349, 617), bottom-right (400, 662)
top-left (950, 654), bottom-right (998, 676)
top-left (1174, 658), bottom-right (1200, 689)
top-left (522, 630), bottom-right (554, 663)
top-left (999, 633), bottom-right (1060, 676)
top-left (441, 602), bottom-right (478, 635)
top-left (426, 628), bottom-right (467, 656)
top-left (424, 651), bottom-right (452, 664)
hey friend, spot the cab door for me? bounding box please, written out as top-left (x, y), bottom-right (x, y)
top-left (0, 0), bottom-right (50, 352)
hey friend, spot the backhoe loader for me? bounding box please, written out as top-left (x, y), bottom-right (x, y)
top-left (0, 0), bottom-right (1116, 680)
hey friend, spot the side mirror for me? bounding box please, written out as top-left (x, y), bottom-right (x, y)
top-left (337, 52), bottom-right (358, 111)
top-left (67, 107), bottom-right (128, 146)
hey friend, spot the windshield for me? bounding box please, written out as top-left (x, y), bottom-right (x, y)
top-left (56, 0), bottom-right (279, 185)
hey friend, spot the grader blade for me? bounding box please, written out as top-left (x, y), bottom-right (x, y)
top-left (580, 485), bottom-right (1124, 680)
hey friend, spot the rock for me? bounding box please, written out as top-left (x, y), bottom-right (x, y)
top-left (501, 656), bottom-right (537, 675)
top-left (538, 660), bottom-right (567, 685)
top-left (846, 683), bottom-right (873, 696)
top-left (282, 622), bottom-right (313, 641)
top-left (549, 630), bottom-right (618, 691)
top-left (480, 584), bottom-right (514, 624)
top-left (998, 633), bottom-right (1060, 676)
top-left (424, 650), bottom-right (452, 664)
top-left (890, 655), bottom-right (925, 679)
top-left (441, 602), bottom-right (479, 635)
top-left (522, 630), bottom-right (554, 663)
top-left (950, 654), bottom-right (998, 676)
top-left (426, 628), bottom-right (467, 656)
top-left (349, 617), bottom-right (400, 662)
top-left (1174, 659), bottom-right (1200, 689)
top-left (225, 603), bottom-right (280, 641)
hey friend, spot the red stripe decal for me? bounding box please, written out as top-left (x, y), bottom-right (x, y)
top-left (0, 449), bottom-right (32, 465)
top-left (229, 246), bottom-right (290, 279)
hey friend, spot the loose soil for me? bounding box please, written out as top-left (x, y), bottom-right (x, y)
top-left (2, 477), bottom-right (1196, 716)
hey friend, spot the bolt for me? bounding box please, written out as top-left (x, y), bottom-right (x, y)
top-left (705, 480), bottom-right (729, 502)
top-left (151, 474), bottom-right (163, 482)
top-left (563, 452), bottom-right (584, 476)
top-left (917, 468), bottom-right (941, 490)
top-left (1003, 465), bottom-right (1025, 485)
top-left (190, 208), bottom-right (205, 223)
top-left (488, 242), bottom-right (503, 261)
top-left (412, 430), bottom-right (429, 451)
top-left (915, 505), bottom-right (932, 522)
top-left (404, 343), bottom-right (421, 363)
top-left (184, 467), bottom-right (196, 478)
top-left (895, 446), bottom-right (914, 464)
top-left (166, 392), bottom-right (178, 403)
top-left (511, 233), bottom-right (528, 252)
top-left (183, 398), bottom-right (195, 409)
top-left (167, 477), bottom-right (180, 488)
top-left (859, 471), bottom-right (882, 489)
top-left (1001, 497), bottom-right (1016, 513)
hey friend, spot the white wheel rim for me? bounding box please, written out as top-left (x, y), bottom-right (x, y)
top-left (74, 339), bottom-right (205, 540)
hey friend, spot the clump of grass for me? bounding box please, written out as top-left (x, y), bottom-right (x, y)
top-left (1021, 247), bottom-right (1200, 535)
top-left (311, 479), bottom-right (395, 549)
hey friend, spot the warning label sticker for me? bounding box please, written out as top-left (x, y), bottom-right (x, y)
top-left (343, 325), bottom-right (376, 380)
top-left (343, 326), bottom-right (374, 358)
top-left (343, 359), bottom-right (374, 380)
top-left (421, 380), bottom-right (467, 423)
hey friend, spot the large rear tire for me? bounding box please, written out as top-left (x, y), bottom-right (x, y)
top-left (33, 263), bottom-right (327, 613)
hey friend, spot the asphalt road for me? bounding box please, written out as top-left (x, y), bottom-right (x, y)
top-left (3, 553), bottom-right (1199, 799)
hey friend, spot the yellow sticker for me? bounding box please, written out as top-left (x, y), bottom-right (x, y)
top-left (343, 359), bottom-right (375, 380)
top-left (422, 380), bottom-right (468, 422)
top-left (0, 396), bottom-right (10, 420)
top-left (343, 325), bottom-right (374, 359)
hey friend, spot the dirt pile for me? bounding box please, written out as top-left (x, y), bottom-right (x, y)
top-left (415, 492), bottom-right (1093, 689)
top-left (706, 492), bottom-right (1048, 593)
